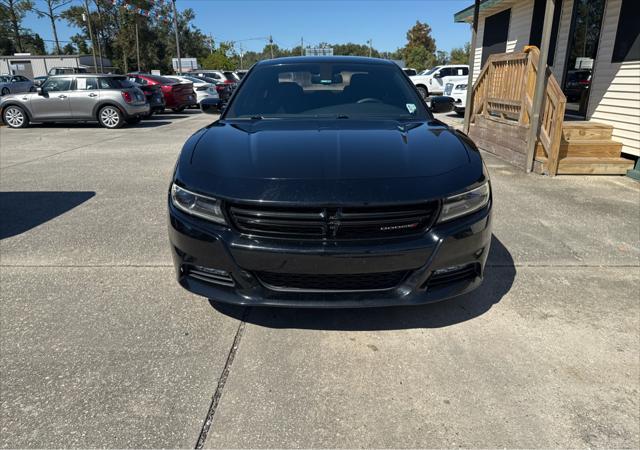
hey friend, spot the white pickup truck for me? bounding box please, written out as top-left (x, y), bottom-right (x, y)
top-left (409, 64), bottom-right (469, 98)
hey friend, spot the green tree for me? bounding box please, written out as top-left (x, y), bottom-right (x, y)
top-left (201, 42), bottom-right (235, 70)
top-left (32, 0), bottom-right (72, 54)
top-left (0, 0), bottom-right (33, 52)
top-left (436, 50), bottom-right (448, 65)
top-left (450, 42), bottom-right (471, 64)
top-left (404, 45), bottom-right (436, 72)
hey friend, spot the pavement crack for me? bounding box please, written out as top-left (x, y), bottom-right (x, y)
top-left (195, 307), bottom-right (250, 449)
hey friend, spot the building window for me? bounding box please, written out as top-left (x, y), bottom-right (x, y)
top-left (481, 9), bottom-right (511, 67)
top-left (612, 0), bottom-right (640, 63)
top-left (529, 0), bottom-right (564, 66)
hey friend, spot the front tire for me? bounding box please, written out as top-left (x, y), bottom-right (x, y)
top-left (1, 87), bottom-right (9, 96)
top-left (98, 105), bottom-right (124, 129)
top-left (416, 85), bottom-right (428, 100)
top-left (3, 105), bottom-right (29, 128)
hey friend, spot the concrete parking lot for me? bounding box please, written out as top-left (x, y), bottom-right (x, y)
top-left (1, 111), bottom-right (639, 448)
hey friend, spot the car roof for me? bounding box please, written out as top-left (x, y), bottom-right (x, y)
top-left (47, 73), bottom-right (123, 78)
top-left (255, 56), bottom-right (397, 67)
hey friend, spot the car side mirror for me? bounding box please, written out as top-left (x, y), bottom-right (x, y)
top-left (37, 87), bottom-right (45, 96)
top-left (429, 96), bottom-right (454, 113)
top-left (200, 97), bottom-right (221, 114)
top-left (433, 73), bottom-right (441, 78)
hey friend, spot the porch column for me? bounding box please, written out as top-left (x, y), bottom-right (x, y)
top-left (525, 0), bottom-right (556, 172)
top-left (463, 0), bottom-right (480, 134)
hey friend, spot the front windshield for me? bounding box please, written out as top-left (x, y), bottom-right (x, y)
top-left (424, 66), bottom-right (441, 76)
top-left (224, 61), bottom-right (430, 120)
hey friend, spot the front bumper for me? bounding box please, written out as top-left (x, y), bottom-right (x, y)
top-left (168, 201), bottom-right (492, 308)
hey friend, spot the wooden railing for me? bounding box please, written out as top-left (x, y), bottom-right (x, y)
top-left (467, 46), bottom-right (566, 175)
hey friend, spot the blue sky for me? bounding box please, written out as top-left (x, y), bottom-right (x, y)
top-left (23, 0), bottom-right (472, 54)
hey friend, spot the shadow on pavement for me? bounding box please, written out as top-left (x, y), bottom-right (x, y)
top-left (130, 121), bottom-right (173, 128)
top-left (211, 235), bottom-right (516, 330)
top-left (0, 191), bottom-right (95, 239)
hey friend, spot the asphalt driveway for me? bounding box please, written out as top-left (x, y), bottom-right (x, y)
top-left (1, 111), bottom-right (638, 448)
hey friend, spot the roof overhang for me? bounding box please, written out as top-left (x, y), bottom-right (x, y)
top-left (454, 0), bottom-right (512, 23)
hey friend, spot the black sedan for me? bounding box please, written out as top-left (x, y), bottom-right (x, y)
top-left (168, 56), bottom-right (491, 307)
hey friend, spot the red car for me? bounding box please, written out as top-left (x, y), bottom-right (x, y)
top-left (127, 73), bottom-right (196, 112)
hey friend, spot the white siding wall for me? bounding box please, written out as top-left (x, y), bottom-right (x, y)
top-left (507, 0), bottom-right (534, 52)
top-left (0, 59), bottom-right (9, 74)
top-left (588, 0), bottom-right (640, 157)
top-left (550, 0), bottom-right (574, 80)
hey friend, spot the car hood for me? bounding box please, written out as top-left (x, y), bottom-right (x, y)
top-left (178, 119), bottom-right (484, 204)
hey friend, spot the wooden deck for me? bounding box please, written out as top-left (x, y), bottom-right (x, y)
top-left (466, 48), bottom-right (634, 176)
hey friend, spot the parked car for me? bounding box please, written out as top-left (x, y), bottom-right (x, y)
top-left (33, 76), bottom-right (48, 87)
top-left (564, 69), bottom-right (591, 102)
top-left (188, 74), bottom-right (234, 103)
top-left (0, 75), bottom-right (35, 96)
top-left (410, 64), bottom-right (469, 98)
top-left (192, 70), bottom-right (238, 85)
top-left (127, 73), bottom-right (196, 112)
top-left (168, 56), bottom-right (490, 308)
top-left (134, 82), bottom-right (165, 116)
top-left (445, 80), bottom-right (468, 116)
top-left (164, 75), bottom-right (219, 105)
top-left (47, 67), bottom-right (89, 76)
top-left (235, 69), bottom-right (248, 79)
top-left (402, 67), bottom-right (418, 76)
top-left (0, 74), bottom-right (149, 129)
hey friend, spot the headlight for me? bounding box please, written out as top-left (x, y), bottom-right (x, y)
top-left (438, 182), bottom-right (490, 223)
top-left (455, 84), bottom-right (467, 90)
top-left (170, 183), bottom-right (227, 225)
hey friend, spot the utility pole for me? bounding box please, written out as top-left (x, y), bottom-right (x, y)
top-left (208, 33), bottom-right (214, 54)
top-left (94, 0), bottom-right (105, 72)
top-left (171, 0), bottom-right (182, 74)
top-left (367, 39), bottom-right (372, 57)
top-left (269, 35), bottom-right (274, 59)
top-left (301, 37), bottom-right (304, 56)
top-left (83, 0), bottom-right (98, 73)
top-left (135, 20), bottom-right (141, 71)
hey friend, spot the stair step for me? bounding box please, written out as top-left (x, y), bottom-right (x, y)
top-left (536, 140), bottom-right (623, 158)
top-left (562, 121), bottom-right (613, 141)
top-left (534, 156), bottom-right (635, 175)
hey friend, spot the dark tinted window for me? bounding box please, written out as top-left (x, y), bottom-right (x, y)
top-left (223, 71), bottom-right (239, 81)
top-left (143, 74), bottom-right (175, 84)
top-left (612, 0), bottom-right (640, 62)
top-left (43, 77), bottom-right (73, 91)
top-left (482, 9), bottom-right (511, 67)
top-left (225, 62), bottom-right (430, 120)
top-left (530, 0), bottom-right (563, 65)
top-left (99, 77), bottom-right (135, 89)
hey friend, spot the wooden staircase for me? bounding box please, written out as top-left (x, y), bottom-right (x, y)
top-left (533, 122), bottom-right (634, 175)
top-left (466, 47), bottom-right (635, 176)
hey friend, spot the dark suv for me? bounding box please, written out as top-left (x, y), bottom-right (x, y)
top-left (1, 74), bottom-right (149, 128)
top-left (168, 56), bottom-right (491, 307)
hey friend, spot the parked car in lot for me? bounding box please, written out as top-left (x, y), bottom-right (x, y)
top-left (168, 56), bottom-right (490, 308)
top-left (192, 70), bottom-right (239, 85)
top-left (0, 75), bottom-right (35, 95)
top-left (0, 74), bottom-right (149, 129)
top-left (410, 64), bottom-right (469, 98)
top-left (134, 82), bottom-right (165, 116)
top-left (127, 73), bottom-right (196, 112)
top-left (444, 80), bottom-right (468, 116)
top-left (188, 74), bottom-right (235, 103)
top-left (164, 75), bottom-right (219, 105)
top-left (402, 67), bottom-right (418, 76)
top-left (235, 69), bottom-right (248, 79)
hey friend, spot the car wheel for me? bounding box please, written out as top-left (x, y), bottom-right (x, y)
top-left (98, 105), bottom-right (123, 129)
top-left (416, 86), bottom-right (428, 100)
top-left (3, 105), bottom-right (29, 128)
top-left (126, 117), bottom-right (142, 125)
top-left (172, 106), bottom-right (185, 113)
top-left (1, 87), bottom-right (9, 96)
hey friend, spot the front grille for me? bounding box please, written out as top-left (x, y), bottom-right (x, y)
top-left (444, 82), bottom-right (454, 95)
top-left (255, 270), bottom-right (409, 292)
top-left (425, 264), bottom-right (480, 288)
top-left (227, 202), bottom-right (439, 240)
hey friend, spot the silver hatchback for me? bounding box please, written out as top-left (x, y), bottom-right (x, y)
top-left (0, 74), bottom-right (150, 129)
